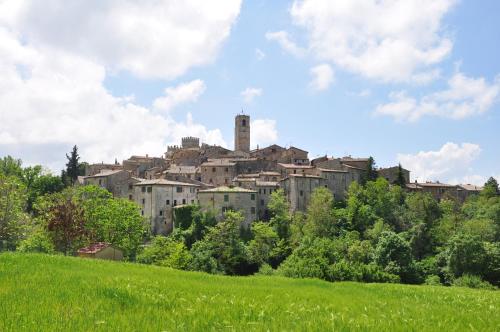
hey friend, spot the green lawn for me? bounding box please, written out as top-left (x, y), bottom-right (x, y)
top-left (0, 253), bottom-right (498, 331)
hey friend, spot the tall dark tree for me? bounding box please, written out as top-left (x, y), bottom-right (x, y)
top-left (394, 163), bottom-right (407, 187)
top-left (63, 145), bottom-right (82, 185)
top-left (482, 177), bottom-right (499, 197)
top-left (361, 156), bottom-right (378, 184)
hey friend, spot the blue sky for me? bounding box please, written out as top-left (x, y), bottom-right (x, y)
top-left (0, 0), bottom-right (498, 184)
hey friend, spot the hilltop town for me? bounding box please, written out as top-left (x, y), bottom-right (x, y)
top-left (81, 114), bottom-right (482, 236)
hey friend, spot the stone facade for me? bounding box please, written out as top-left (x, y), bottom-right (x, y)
top-left (198, 186), bottom-right (258, 227)
top-left (200, 159), bottom-right (237, 186)
top-left (280, 174), bottom-right (327, 212)
top-left (277, 163), bottom-right (316, 178)
top-left (83, 170), bottom-right (137, 199)
top-left (235, 114), bottom-right (250, 152)
top-left (378, 166), bottom-right (410, 184)
top-left (134, 180), bottom-right (199, 235)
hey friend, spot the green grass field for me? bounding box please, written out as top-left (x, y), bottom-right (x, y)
top-left (0, 253), bottom-right (498, 331)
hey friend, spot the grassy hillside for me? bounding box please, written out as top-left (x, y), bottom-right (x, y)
top-left (0, 254), bottom-right (498, 331)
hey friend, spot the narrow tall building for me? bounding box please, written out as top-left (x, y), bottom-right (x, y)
top-left (235, 114), bottom-right (250, 152)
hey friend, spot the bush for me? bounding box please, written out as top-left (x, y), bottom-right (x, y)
top-left (425, 275), bottom-right (442, 286)
top-left (257, 263), bottom-right (275, 276)
top-left (453, 274), bottom-right (496, 290)
top-left (17, 229), bottom-right (55, 254)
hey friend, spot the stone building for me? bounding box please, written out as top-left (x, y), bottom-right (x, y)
top-left (315, 168), bottom-right (351, 200)
top-left (279, 147), bottom-right (309, 165)
top-left (256, 181), bottom-right (279, 220)
top-left (164, 165), bottom-right (200, 181)
top-left (123, 155), bottom-right (168, 178)
top-left (340, 156), bottom-right (370, 170)
top-left (378, 166), bottom-right (410, 184)
top-left (134, 179), bottom-right (200, 235)
top-left (200, 159), bottom-right (237, 186)
top-left (311, 156), bottom-right (343, 170)
top-left (280, 174), bottom-right (327, 212)
top-left (277, 163), bottom-right (316, 178)
top-left (405, 181), bottom-right (461, 202)
top-left (198, 186), bottom-right (258, 227)
top-left (83, 169), bottom-right (138, 199)
top-left (250, 144), bottom-right (285, 161)
top-left (85, 163), bottom-right (123, 176)
top-left (235, 114), bottom-right (250, 152)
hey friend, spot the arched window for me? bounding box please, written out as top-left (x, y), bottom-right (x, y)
top-left (242, 119), bottom-right (246, 127)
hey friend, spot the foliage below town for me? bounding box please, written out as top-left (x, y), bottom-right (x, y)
top-left (1, 154), bottom-right (499, 289)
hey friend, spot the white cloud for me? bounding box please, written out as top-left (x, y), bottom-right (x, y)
top-left (255, 48), bottom-right (266, 60)
top-left (0, 22), bottom-right (226, 171)
top-left (241, 87), bottom-right (263, 103)
top-left (375, 72), bottom-right (500, 121)
top-left (1, 0), bottom-right (242, 80)
top-left (153, 80), bottom-right (206, 112)
top-left (288, 0), bottom-right (455, 82)
top-left (265, 30), bottom-right (306, 58)
top-left (309, 64), bottom-right (334, 91)
top-left (251, 119), bottom-right (278, 148)
top-left (397, 142), bottom-right (482, 184)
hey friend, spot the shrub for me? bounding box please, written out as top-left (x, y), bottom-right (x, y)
top-left (453, 274), bottom-right (496, 290)
top-left (17, 228), bottom-right (55, 254)
top-left (425, 275), bottom-right (442, 286)
top-left (257, 263), bottom-right (275, 276)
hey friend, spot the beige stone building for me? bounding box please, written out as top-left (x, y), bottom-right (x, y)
top-left (200, 159), bottom-right (237, 186)
top-left (198, 186), bottom-right (258, 226)
top-left (406, 182), bottom-right (461, 202)
top-left (277, 163), bottom-right (316, 178)
top-left (280, 174), bottom-right (327, 212)
top-left (134, 179), bottom-right (200, 235)
top-left (83, 169), bottom-right (138, 200)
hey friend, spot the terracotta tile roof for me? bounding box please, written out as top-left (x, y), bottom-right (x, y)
top-left (135, 179), bottom-right (199, 187)
top-left (458, 184), bottom-right (483, 191)
top-left (78, 242), bottom-right (112, 254)
top-left (84, 169), bottom-right (125, 178)
top-left (278, 163), bottom-right (314, 169)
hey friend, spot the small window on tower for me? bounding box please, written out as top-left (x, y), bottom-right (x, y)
top-left (242, 119), bottom-right (246, 127)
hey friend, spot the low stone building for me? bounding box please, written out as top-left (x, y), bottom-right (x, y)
top-left (77, 242), bottom-right (123, 261)
top-left (164, 165), bottom-right (200, 181)
top-left (85, 163), bottom-right (123, 176)
top-left (256, 181), bottom-right (279, 220)
top-left (340, 156), bottom-right (370, 170)
top-left (198, 186), bottom-right (258, 227)
top-left (280, 174), bottom-right (327, 212)
top-left (200, 159), bottom-right (237, 186)
top-left (134, 179), bottom-right (200, 235)
top-left (277, 163), bottom-right (316, 178)
top-left (315, 168), bottom-right (351, 201)
top-left (457, 184), bottom-right (483, 202)
top-left (279, 146), bottom-right (309, 165)
top-left (83, 169), bottom-right (137, 199)
top-left (406, 181), bottom-right (461, 202)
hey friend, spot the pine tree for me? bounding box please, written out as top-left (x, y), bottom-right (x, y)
top-left (362, 156), bottom-right (378, 185)
top-left (483, 177), bottom-right (499, 197)
top-left (64, 145), bottom-right (81, 185)
top-left (394, 163), bottom-right (407, 187)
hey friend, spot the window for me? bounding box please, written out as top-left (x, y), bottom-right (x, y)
top-left (242, 119), bottom-right (246, 127)
top-left (159, 210), bottom-right (163, 216)
top-left (166, 200), bottom-right (170, 206)
top-left (260, 199), bottom-right (265, 206)
top-left (259, 189), bottom-right (262, 194)
top-left (293, 170), bottom-right (297, 174)
top-left (142, 198), bottom-right (145, 205)
top-left (209, 179), bottom-right (213, 184)
top-left (300, 190), bottom-right (303, 197)
top-left (212, 167), bottom-right (216, 172)
top-left (141, 187), bottom-right (146, 193)
top-left (251, 207), bottom-right (256, 214)
top-left (182, 199), bottom-right (186, 205)
top-left (251, 193), bottom-right (256, 200)
top-left (225, 167), bottom-right (229, 172)
top-left (191, 200), bottom-right (194, 204)
top-left (176, 186), bottom-right (183, 193)
top-left (224, 194), bottom-right (229, 202)
top-left (263, 189), bottom-right (266, 194)
top-left (128, 184), bottom-right (133, 190)
top-left (147, 186), bottom-right (152, 193)
top-left (222, 207), bottom-right (229, 213)
top-left (129, 195), bottom-right (132, 200)
top-left (173, 200), bottom-right (177, 206)
top-left (224, 178), bottom-right (228, 184)
top-left (141, 210), bottom-right (144, 216)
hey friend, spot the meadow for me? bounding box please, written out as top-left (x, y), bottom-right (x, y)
top-left (0, 253), bottom-right (498, 331)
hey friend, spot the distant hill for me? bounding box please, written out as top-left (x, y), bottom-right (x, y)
top-left (0, 253), bottom-right (498, 331)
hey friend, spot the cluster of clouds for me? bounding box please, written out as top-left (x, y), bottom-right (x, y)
top-left (0, 0), bottom-right (275, 170)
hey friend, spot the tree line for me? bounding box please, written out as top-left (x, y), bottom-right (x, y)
top-left (1, 152), bottom-right (499, 290)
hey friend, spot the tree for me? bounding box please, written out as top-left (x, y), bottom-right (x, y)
top-left (482, 177), bottom-right (499, 197)
top-left (268, 189), bottom-right (291, 240)
top-left (0, 175), bottom-right (28, 250)
top-left (394, 163), bottom-right (407, 187)
top-left (39, 189), bottom-right (88, 255)
top-left (0, 156), bottom-right (23, 178)
top-left (64, 145), bottom-right (82, 185)
top-left (305, 187), bottom-right (336, 238)
top-left (361, 156), bottom-right (378, 184)
top-left (137, 236), bottom-right (192, 269)
top-left (445, 234), bottom-right (487, 279)
top-left (247, 222), bottom-right (279, 267)
top-left (374, 231), bottom-right (419, 283)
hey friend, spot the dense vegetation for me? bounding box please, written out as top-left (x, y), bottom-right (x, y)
top-left (1, 253), bottom-right (499, 331)
top-left (1, 153), bottom-right (499, 289)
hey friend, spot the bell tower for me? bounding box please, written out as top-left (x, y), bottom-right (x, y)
top-left (235, 114), bottom-right (250, 152)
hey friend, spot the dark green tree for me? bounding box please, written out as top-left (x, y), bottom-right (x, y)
top-left (394, 163), bottom-right (407, 187)
top-left (63, 145), bottom-right (82, 185)
top-left (362, 156), bottom-right (378, 184)
top-left (482, 177), bottom-right (499, 197)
